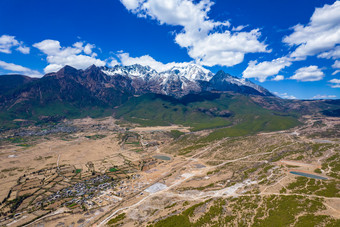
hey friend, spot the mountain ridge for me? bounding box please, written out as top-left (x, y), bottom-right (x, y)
top-left (1, 64), bottom-right (274, 99)
top-left (1, 64), bottom-right (339, 131)
top-left (100, 63), bottom-right (273, 97)
top-left (0, 74), bottom-right (38, 95)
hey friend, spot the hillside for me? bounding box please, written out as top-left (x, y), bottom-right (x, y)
top-left (0, 74), bottom-right (37, 94)
top-left (0, 64), bottom-right (339, 134)
top-left (115, 92), bottom-right (300, 133)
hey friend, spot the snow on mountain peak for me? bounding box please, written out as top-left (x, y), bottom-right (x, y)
top-left (100, 63), bottom-right (271, 97)
top-left (101, 64), bottom-right (157, 80)
top-left (161, 63), bottom-right (213, 82)
top-left (101, 63), bottom-right (213, 82)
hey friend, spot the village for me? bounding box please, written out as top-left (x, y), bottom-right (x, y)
top-left (0, 116), bottom-right (339, 226)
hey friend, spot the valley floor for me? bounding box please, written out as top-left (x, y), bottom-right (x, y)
top-left (0, 116), bottom-right (340, 226)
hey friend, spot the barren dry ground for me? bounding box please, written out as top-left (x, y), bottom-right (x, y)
top-left (0, 116), bottom-right (340, 226)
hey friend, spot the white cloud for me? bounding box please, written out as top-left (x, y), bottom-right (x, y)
top-left (318, 45), bottom-right (340, 59)
top-left (0, 60), bottom-right (42, 77)
top-left (232, 25), bottom-right (247, 31)
top-left (118, 53), bottom-right (169, 71)
top-left (329, 78), bottom-right (340, 83)
top-left (117, 52), bottom-right (199, 72)
top-left (242, 57), bottom-right (292, 82)
top-left (84, 43), bottom-right (95, 55)
top-left (290, 65), bottom-right (324, 82)
top-left (332, 70), bottom-right (340, 75)
top-left (16, 45), bottom-right (30, 54)
top-left (244, 1), bottom-right (340, 82)
top-left (272, 75), bottom-right (284, 81)
top-left (185, 29), bottom-right (269, 67)
top-left (283, 1), bottom-right (340, 60)
top-left (329, 78), bottom-right (340, 88)
top-left (0, 60), bottom-right (31, 72)
top-left (312, 94), bottom-right (337, 99)
top-left (332, 60), bottom-right (340, 77)
top-left (120, 0), bottom-right (142, 11)
top-left (33, 40), bottom-right (61, 55)
top-left (0, 34), bottom-right (30, 54)
top-left (108, 57), bottom-right (120, 67)
top-left (43, 64), bottom-right (64, 74)
top-left (0, 35), bottom-right (19, 53)
top-left (274, 92), bottom-right (296, 99)
top-left (120, 0), bottom-right (269, 67)
top-left (333, 60), bottom-right (340, 68)
top-left (33, 39), bottom-right (106, 73)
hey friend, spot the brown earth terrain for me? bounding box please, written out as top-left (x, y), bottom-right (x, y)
top-left (0, 116), bottom-right (339, 226)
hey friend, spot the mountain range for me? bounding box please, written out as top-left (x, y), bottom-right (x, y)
top-left (100, 64), bottom-right (273, 97)
top-left (0, 64), bottom-right (339, 133)
top-left (0, 64), bottom-right (273, 107)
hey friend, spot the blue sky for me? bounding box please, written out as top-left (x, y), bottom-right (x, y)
top-left (0, 0), bottom-right (340, 99)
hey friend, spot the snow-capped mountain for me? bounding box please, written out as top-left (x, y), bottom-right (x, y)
top-left (160, 64), bottom-right (213, 82)
top-left (101, 64), bottom-right (158, 81)
top-left (0, 64), bottom-right (275, 123)
top-left (209, 70), bottom-right (273, 96)
top-left (100, 64), bottom-right (272, 97)
top-left (100, 63), bottom-right (213, 96)
top-left (101, 63), bottom-right (212, 82)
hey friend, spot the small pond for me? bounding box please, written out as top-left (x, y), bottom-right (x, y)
top-left (153, 155), bottom-right (171, 161)
top-left (290, 171), bottom-right (328, 180)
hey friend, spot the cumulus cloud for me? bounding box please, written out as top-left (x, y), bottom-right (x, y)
top-left (312, 94), bottom-right (337, 99)
top-left (333, 60), bottom-right (340, 68)
top-left (272, 75), bottom-right (284, 81)
top-left (0, 34), bottom-right (30, 54)
top-left (242, 57), bottom-right (292, 82)
top-left (120, 0), bottom-right (269, 67)
top-left (117, 52), bottom-right (203, 72)
top-left (120, 0), bottom-right (142, 11)
top-left (318, 45), bottom-right (340, 59)
top-left (243, 1), bottom-right (340, 82)
top-left (329, 78), bottom-right (340, 88)
top-left (0, 60), bottom-right (42, 77)
top-left (107, 57), bottom-right (120, 67)
top-left (16, 45), bottom-right (30, 54)
top-left (33, 40), bottom-right (106, 73)
top-left (84, 43), bottom-right (95, 55)
top-left (283, 1), bottom-right (340, 60)
top-left (290, 65), bottom-right (324, 82)
top-left (118, 53), bottom-right (169, 71)
top-left (186, 29), bottom-right (269, 67)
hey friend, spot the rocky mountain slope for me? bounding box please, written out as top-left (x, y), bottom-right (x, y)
top-left (0, 64), bottom-right (338, 130)
top-left (0, 64), bottom-right (274, 116)
top-left (0, 74), bottom-right (38, 94)
top-left (101, 64), bottom-right (272, 97)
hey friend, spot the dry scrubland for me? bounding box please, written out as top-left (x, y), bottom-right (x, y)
top-left (0, 116), bottom-right (340, 226)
